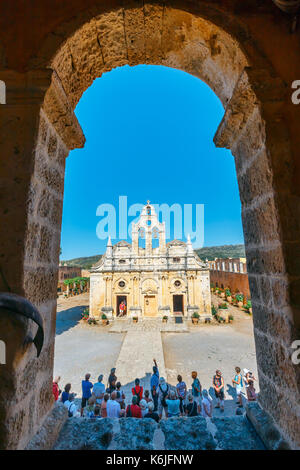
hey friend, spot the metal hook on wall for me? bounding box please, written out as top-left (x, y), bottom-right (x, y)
top-left (0, 292), bottom-right (44, 357)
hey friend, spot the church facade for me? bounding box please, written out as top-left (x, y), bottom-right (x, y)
top-left (89, 203), bottom-right (211, 320)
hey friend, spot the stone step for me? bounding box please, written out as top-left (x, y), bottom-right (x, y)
top-left (109, 317), bottom-right (189, 333)
top-left (53, 415), bottom-right (266, 450)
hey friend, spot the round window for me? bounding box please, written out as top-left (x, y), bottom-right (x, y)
top-left (118, 281), bottom-right (125, 288)
top-left (174, 280), bottom-right (181, 287)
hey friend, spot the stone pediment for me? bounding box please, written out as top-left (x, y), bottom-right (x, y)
top-left (90, 256), bottom-right (104, 270)
top-left (113, 241), bottom-right (131, 250)
top-left (141, 278), bottom-right (158, 294)
top-left (167, 239), bottom-right (186, 247)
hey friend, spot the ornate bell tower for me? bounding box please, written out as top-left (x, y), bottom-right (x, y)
top-left (131, 201), bottom-right (166, 256)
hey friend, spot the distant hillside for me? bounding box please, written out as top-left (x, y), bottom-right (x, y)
top-left (61, 254), bottom-right (102, 269)
top-left (61, 244), bottom-right (245, 269)
top-left (195, 244), bottom-right (245, 261)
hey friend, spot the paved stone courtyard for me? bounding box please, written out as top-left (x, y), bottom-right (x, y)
top-left (54, 293), bottom-right (258, 416)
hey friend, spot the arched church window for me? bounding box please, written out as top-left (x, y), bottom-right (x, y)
top-left (152, 227), bottom-right (159, 249)
top-left (173, 257), bottom-right (181, 263)
top-left (138, 227), bottom-right (145, 249)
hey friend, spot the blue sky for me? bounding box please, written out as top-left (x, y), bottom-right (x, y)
top-left (61, 65), bottom-right (244, 260)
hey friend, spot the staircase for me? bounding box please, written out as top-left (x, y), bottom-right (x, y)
top-left (53, 414), bottom-right (266, 450)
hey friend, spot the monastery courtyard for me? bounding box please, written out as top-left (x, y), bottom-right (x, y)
top-left (54, 292), bottom-right (258, 418)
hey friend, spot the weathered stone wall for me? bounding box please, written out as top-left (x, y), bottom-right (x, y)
top-left (0, 109), bottom-right (68, 450)
top-left (210, 271), bottom-right (250, 299)
top-left (215, 68), bottom-right (300, 448)
top-left (52, 415), bottom-right (265, 450)
top-left (58, 266), bottom-right (82, 282)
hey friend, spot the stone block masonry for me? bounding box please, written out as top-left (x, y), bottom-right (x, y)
top-left (52, 415), bottom-right (265, 450)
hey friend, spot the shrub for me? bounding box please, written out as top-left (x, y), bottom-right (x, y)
top-left (81, 308), bottom-right (89, 320)
top-left (225, 288), bottom-right (232, 297)
top-left (235, 293), bottom-right (244, 303)
top-left (101, 313), bottom-right (107, 320)
top-left (245, 300), bottom-right (252, 310)
top-left (228, 314), bottom-right (234, 321)
top-left (219, 303), bottom-right (228, 310)
top-left (162, 315), bottom-right (168, 321)
top-left (192, 312), bottom-right (200, 318)
top-left (211, 305), bottom-right (217, 316)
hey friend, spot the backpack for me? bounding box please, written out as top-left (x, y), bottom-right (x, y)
top-left (68, 403), bottom-right (73, 418)
top-left (159, 384), bottom-right (169, 408)
top-left (188, 401), bottom-right (197, 417)
top-left (126, 405), bottom-right (132, 417)
top-left (133, 387), bottom-right (141, 405)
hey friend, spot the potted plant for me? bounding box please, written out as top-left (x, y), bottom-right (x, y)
top-left (101, 313), bottom-right (108, 325)
top-left (192, 312), bottom-right (200, 324)
top-left (219, 302), bottom-right (229, 322)
top-left (244, 300), bottom-right (252, 314)
top-left (225, 288), bottom-right (232, 303)
top-left (235, 294), bottom-right (244, 308)
top-left (132, 316), bottom-right (138, 323)
top-left (219, 302), bottom-right (228, 310)
top-left (228, 314), bottom-right (234, 323)
top-left (81, 308), bottom-right (89, 322)
top-left (220, 289), bottom-right (225, 299)
top-left (162, 315), bottom-right (168, 323)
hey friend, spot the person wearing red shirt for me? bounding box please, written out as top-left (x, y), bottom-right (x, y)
top-left (132, 378), bottom-right (143, 403)
top-left (52, 376), bottom-right (61, 401)
top-left (126, 396), bottom-right (142, 418)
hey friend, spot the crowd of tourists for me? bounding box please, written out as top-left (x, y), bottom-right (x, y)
top-left (52, 359), bottom-right (257, 420)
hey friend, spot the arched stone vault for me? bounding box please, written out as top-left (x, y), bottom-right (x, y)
top-left (0, 0), bottom-right (299, 450)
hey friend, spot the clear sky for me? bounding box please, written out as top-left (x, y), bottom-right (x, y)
top-left (60, 65), bottom-right (244, 260)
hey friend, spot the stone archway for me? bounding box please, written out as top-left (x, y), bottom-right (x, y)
top-left (0, 1), bottom-right (299, 450)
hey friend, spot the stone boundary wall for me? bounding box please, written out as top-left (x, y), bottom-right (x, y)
top-left (210, 271), bottom-right (250, 299)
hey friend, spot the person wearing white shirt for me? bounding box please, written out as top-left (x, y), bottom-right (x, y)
top-left (139, 399), bottom-right (149, 417)
top-left (201, 390), bottom-right (212, 418)
top-left (64, 394), bottom-right (80, 417)
top-left (106, 391), bottom-right (121, 418)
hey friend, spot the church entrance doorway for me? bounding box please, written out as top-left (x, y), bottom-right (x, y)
top-left (116, 295), bottom-right (127, 317)
top-left (173, 295), bottom-right (184, 315)
top-left (144, 295), bottom-right (157, 317)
